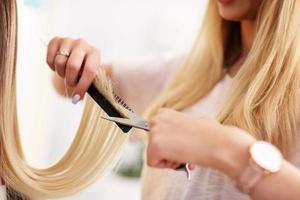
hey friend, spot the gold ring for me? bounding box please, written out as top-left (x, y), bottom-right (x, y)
top-left (56, 50), bottom-right (70, 57)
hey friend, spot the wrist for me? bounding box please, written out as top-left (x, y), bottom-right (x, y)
top-left (212, 126), bottom-right (256, 180)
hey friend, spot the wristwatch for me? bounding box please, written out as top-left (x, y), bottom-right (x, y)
top-left (236, 141), bottom-right (283, 194)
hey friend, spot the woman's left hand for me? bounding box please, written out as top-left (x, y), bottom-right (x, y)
top-left (147, 108), bottom-right (255, 178)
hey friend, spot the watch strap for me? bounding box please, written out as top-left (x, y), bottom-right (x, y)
top-left (236, 158), bottom-right (266, 194)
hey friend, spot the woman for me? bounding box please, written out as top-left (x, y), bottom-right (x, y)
top-left (48, 0), bottom-right (300, 199)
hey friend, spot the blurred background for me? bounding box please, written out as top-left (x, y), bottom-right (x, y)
top-left (16, 0), bottom-right (208, 199)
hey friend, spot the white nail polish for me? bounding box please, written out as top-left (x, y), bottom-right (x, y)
top-left (72, 95), bottom-right (81, 104)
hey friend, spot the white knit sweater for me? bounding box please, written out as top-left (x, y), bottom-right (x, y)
top-left (0, 186), bottom-right (6, 200)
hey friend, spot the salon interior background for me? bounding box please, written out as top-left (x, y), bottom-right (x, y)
top-left (17, 0), bottom-right (207, 199)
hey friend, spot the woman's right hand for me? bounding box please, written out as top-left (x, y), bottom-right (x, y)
top-left (46, 37), bottom-right (101, 104)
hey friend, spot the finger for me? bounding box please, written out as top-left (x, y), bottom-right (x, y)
top-left (65, 45), bottom-right (87, 87)
top-left (156, 159), bottom-right (170, 168)
top-left (147, 140), bottom-right (162, 168)
top-left (154, 160), bottom-right (180, 169)
top-left (163, 161), bottom-right (179, 169)
top-left (72, 49), bottom-right (99, 102)
top-left (169, 162), bottom-right (181, 169)
top-left (148, 158), bottom-right (166, 168)
top-left (54, 38), bottom-right (73, 77)
top-left (188, 164), bottom-right (196, 171)
top-left (147, 154), bottom-right (161, 168)
top-left (47, 37), bottom-right (62, 71)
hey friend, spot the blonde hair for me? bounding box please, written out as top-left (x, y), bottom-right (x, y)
top-left (146, 0), bottom-right (300, 156)
top-left (0, 0), bottom-right (129, 199)
top-left (2, 0), bottom-right (300, 199)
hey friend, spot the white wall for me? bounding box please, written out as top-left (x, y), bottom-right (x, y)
top-left (17, 0), bottom-right (208, 199)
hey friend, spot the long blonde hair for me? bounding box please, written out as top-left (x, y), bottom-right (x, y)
top-left (146, 0), bottom-right (300, 156)
top-left (2, 0), bottom-right (300, 199)
top-left (0, 0), bottom-right (130, 199)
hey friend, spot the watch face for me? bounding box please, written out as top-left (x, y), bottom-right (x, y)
top-left (250, 141), bottom-right (283, 173)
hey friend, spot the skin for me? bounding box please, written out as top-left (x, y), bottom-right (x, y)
top-left (217, 0), bottom-right (261, 21)
top-left (47, 0), bottom-right (300, 199)
top-left (218, 0), bottom-right (261, 76)
top-left (148, 109), bottom-right (300, 200)
top-left (47, 38), bottom-right (100, 99)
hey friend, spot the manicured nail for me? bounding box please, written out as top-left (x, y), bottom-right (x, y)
top-left (72, 94), bottom-right (81, 104)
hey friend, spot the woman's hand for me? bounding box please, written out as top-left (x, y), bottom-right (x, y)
top-left (46, 37), bottom-right (101, 103)
top-left (147, 108), bottom-right (255, 179)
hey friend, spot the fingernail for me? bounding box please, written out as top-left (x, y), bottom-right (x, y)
top-left (72, 94), bottom-right (81, 104)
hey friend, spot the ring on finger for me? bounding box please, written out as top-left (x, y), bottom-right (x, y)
top-left (56, 50), bottom-right (70, 58)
